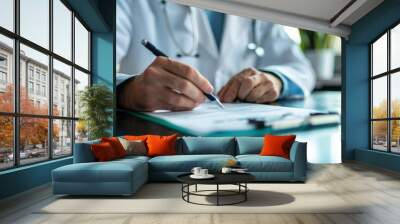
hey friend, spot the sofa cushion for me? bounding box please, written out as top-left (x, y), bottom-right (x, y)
top-left (236, 155), bottom-right (293, 172)
top-left (147, 134), bottom-right (178, 157)
top-left (91, 142), bottom-right (118, 162)
top-left (74, 140), bottom-right (100, 163)
top-left (260, 135), bottom-right (296, 159)
top-left (53, 156), bottom-right (148, 182)
top-left (101, 137), bottom-right (127, 158)
top-left (118, 138), bottom-right (147, 156)
top-left (149, 154), bottom-right (235, 172)
top-left (116, 155), bottom-right (150, 163)
top-left (124, 135), bottom-right (148, 142)
top-left (179, 137), bottom-right (235, 155)
top-left (236, 137), bottom-right (263, 155)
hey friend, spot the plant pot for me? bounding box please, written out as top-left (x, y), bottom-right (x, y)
top-left (305, 49), bottom-right (335, 80)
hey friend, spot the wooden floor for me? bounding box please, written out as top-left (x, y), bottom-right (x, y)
top-left (1, 162), bottom-right (400, 224)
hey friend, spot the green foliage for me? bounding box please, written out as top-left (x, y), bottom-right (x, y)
top-left (79, 84), bottom-right (113, 140)
top-left (299, 29), bottom-right (336, 51)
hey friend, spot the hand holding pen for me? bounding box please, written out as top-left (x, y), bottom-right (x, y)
top-left (118, 40), bottom-right (222, 111)
top-left (141, 39), bottom-right (224, 109)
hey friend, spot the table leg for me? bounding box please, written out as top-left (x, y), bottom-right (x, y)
top-left (187, 184), bottom-right (190, 202)
top-left (217, 184), bottom-right (219, 206)
top-left (245, 183), bottom-right (247, 201)
top-left (181, 184), bottom-right (183, 199)
top-left (195, 184), bottom-right (197, 192)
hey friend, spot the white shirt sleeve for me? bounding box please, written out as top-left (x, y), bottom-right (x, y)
top-left (256, 23), bottom-right (316, 97)
top-left (116, 0), bottom-right (134, 66)
top-left (116, 73), bottom-right (136, 86)
top-left (116, 0), bottom-right (141, 88)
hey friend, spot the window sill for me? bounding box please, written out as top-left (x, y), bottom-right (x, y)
top-left (355, 148), bottom-right (400, 172)
top-left (0, 156), bottom-right (72, 176)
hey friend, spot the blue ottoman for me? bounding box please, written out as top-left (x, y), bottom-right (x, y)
top-left (52, 156), bottom-right (148, 196)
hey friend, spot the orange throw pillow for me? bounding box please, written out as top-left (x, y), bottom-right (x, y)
top-left (124, 135), bottom-right (148, 141)
top-left (101, 137), bottom-right (126, 158)
top-left (259, 134), bottom-right (296, 159)
top-left (91, 142), bottom-right (117, 162)
top-left (146, 134), bottom-right (178, 157)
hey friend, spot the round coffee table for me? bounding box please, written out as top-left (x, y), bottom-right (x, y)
top-left (177, 173), bottom-right (255, 206)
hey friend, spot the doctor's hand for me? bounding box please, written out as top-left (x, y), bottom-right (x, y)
top-left (118, 57), bottom-right (213, 111)
top-left (218, 68), bottom-right (282, 103)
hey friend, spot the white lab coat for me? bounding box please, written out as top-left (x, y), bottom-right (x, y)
top-left (117, 0), bottom-right (315, 96)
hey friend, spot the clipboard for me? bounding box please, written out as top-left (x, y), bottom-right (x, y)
top-left (118, 102), bottom-right (340, 136)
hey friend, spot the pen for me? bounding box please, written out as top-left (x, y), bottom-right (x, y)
top-left (141, 39), bottom-right (225, 109)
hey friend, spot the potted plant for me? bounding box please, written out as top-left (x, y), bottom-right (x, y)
top-left (300, 30), bottom-right (337, 80)
top-left (79, 84), bottom-right (113, 140)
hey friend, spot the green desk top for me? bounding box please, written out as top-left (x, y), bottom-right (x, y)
top-left (117, 91), bottom-right (341, 137)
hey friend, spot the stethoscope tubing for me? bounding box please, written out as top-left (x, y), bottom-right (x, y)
top-left (160, 0), bottom-right (264, 58)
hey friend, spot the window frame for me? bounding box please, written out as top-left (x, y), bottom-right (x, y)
top-left (370, 20), bottom-right (400, 154)
top-left (0, 0), bottom-right (92, 171)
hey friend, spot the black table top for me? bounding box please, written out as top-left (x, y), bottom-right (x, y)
top-left (177, 173), bottom-right (255, 185)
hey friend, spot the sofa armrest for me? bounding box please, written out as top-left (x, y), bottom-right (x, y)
top-left (73, 140), bottom-right (100, 163)
top-left (289, 141), bottom-right (307, 181)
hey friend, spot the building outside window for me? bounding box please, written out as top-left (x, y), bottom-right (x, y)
top-left (28, 66), bottom-right (34, 80)
top-left (28, 81), bottom-right (34, 94)
top-left (41, 85), bottom-right (46, 97)
top-left (0, 55), bottom-right (7, 67)
top-left (0, 0), bottom-right (91, 170)
top-left (370, 22), bottom-right (400, 154)
top-left (35, 83), bottom-right (40, 95)
top-left (41, 73), bottom-right (46, 83)
top-left (0, 55), bottom-right (7, 89)
top-left (0, 71), bottom-right (6, 84)
top-left (35, 70), bottom-right (40, 81)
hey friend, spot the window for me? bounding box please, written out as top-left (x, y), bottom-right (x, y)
top-left (28, 81), bottom-right (34, 94)
top-left (28, 67), bottom-right (34, 80)
top-left (74, 69), bottom-right (89, 119)
top-left (35, 83), bottom-right (40, 95)
top-left (53, 59), bottom-right (72, 117)
top-left (0, 0), bottom-right (91, 170)
top-left (42, 85), bottom-right (46, 97)
top-left (0, 0), bottom-right (14, 32)
top-left (0, 35), bottom-right (13, 113)
top-left (0, 55), bottom-right (7, 67)
top-left (75, 18), bottom-right (90, 70)
top-left (53, 119), bottom-right (72, 158)
top-left (35, 70), bottom-right (40, 81)
top-left (0, 71), bottom-right (6, 85)
top-left (53, 0), bottom-right (72, 60)
top-left (371, 23), bottom-right (400, 154)
top-left (20, 0), bottom-right (49, 49)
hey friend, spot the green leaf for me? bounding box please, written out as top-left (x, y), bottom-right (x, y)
top-left (79, 84), bottom-right (113, 140)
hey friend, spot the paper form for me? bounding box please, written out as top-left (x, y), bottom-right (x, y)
top-left (145, 102), bottom-right (317, 135)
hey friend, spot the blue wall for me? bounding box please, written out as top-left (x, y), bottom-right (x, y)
top-left (0, 158), bottom-right (72, 199)
top-left (92, 31), bottom-right (116, 135)
top-left (0, 0), bottom-right (116, 200)
top-left (343, 0), bottom-right (400, 169)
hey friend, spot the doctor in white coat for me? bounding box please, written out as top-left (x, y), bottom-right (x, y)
top-left (117, 0), bottom-right (315, 111)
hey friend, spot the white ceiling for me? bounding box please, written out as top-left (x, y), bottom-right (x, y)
top-left (170, 0), bottom-right (384, 37)
top-left (229, 0), bottom-right (352, 21)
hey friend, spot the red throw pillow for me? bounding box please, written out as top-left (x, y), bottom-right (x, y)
top-left (146, 134), bottom-right (178, 157)
top-left (259, 134), bottom-right (296, 159)
top-left (91, 142), bottom-right (117, 161)
top-left (101, 137), bottom-right (126, 158)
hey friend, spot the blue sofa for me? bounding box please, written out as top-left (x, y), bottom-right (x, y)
top-left (52, 137), bottom-right (307, 196)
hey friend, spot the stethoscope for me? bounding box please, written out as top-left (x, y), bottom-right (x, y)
top-left (160, 0), bottom-right (265, 58)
